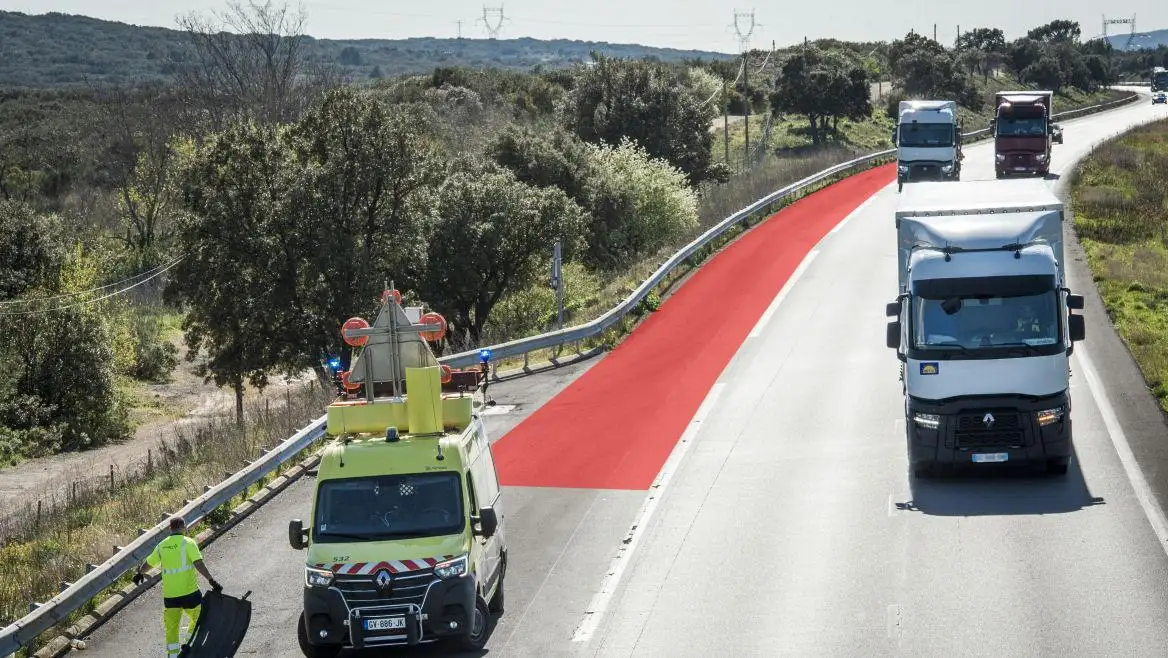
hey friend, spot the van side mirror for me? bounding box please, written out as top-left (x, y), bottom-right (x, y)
top-left (473, 507), bottom-right (498, 538)
top-left (886, 301), bottom-right (900, 317)
top-left (1067, 294), bottom-right (1084, 310)
top-left (1069, 314), bottom-right (1085, 342)
top-left (886, 321), bottom-right (901, 350)
top-left (288, 519), bottom-right (308, 550)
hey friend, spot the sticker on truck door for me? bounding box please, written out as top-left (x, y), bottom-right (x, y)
top-left (919, 362), bottom-right (939, 375)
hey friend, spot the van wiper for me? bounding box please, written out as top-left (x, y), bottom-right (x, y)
top-left (318, 532), bottom-right (382, 541)
top-left (992, 342), bottom-right (1043, 355)
top-left (923, 342), bottom-right (969, 353)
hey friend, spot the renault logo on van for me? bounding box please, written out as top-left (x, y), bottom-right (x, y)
top-left (374, 569), bottom-right (393, 593)
top-left (982, 413), bottom-right (996, 429)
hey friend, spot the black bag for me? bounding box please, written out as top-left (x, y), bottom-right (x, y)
top-left (179, 589), bottom-right (253, 657)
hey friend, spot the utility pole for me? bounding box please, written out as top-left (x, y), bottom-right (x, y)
top-left (456, 20), bottom-right (464, 39)
top-left (550, 241), bottom-right (564, 332)
top-left (733, 9), bottom-right (757, 167)
top-left (723, 83), bottom-right (730, 163)
top-left (933, 23), bottom-right (937, 42)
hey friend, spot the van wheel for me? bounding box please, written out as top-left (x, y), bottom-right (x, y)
top-left (297, 612), bottom-right (342, 658)
top-left (458, 596), bottom-right (492, 651)
top-left (488, 559), bottom-right (506, 614)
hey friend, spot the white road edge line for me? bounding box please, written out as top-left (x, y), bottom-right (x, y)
top-left (570, 381), bottom-right (728, 644)
top-left (1076, 346), bottom-right (1168, 549)
top-left (747, 250), bottom-right (819, 338)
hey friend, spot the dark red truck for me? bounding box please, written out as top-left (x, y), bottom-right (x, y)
top-left (992, 91), bottom-right (1062, 178)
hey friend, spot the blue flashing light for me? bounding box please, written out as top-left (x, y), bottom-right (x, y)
top-left (327, 357), bottom-right (341, 370)
top-left (478, 349), bottom-right (493, 363)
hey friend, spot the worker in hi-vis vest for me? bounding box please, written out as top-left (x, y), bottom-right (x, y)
top-left (133, 516), bottom-right (223, 657)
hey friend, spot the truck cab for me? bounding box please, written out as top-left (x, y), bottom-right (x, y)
top-left (893, 99), bottom-right (962, 192)
top-left (992, 91), bottom-right (1060, 178)
top-left (885, 180), bottom-right (1086, 477)
top-left (289, 294), bottom-right (506, 656)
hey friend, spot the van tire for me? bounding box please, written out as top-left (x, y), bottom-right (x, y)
top-left (458, 596), bottom-right (491, 651)
top-left (488, 558), bottom-right (506, 614)
top-left (297, 612), bottom-right (342, 658)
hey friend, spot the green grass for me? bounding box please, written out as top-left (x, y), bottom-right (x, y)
top-left (1070, 118), bottom-right (1168, 411)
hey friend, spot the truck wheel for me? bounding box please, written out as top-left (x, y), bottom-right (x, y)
top-left (1046, 458), bottom-right (1069, 476)
top-left (458, 596), bottom-right (492, 651)
top-left (898, 181), bottom-right (903, 193)
top-left (297, 613), bottom-right (342, 658)
top-left (912, 462), bottom-right (937, 479)
top-left (995, 171), bottom-right (1004, 179)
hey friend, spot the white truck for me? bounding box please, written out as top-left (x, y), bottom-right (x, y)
top-left (884, 179), bottom-right (1085, 477)
top-left (893, 100), bottom-right (962, 193)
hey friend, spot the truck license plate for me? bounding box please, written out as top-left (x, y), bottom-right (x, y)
top-left (364, 617), bottom-right (406, 631)
top-left (1013, 166), bottom-right (1027, 171)
top-left (972, 452), bottom-right (1008, 463)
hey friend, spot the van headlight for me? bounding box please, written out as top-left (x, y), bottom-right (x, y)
top-left (1036, 406), bottom-right (1065, 426)
top-left (913, 413), bottom-right (940, 430)
top-left (305, 566), bottom-right (334, 588)
top-left (434, 554), bottom-right (468, 579)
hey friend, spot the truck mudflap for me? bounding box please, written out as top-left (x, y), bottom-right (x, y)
top-left (180, 590), bottom-right (253, 657)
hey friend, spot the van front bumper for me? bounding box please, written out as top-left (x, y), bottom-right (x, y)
top-left (906, 393), bottom-right (1071, 470)
top-left (301, 575), bottom-right (477, 649)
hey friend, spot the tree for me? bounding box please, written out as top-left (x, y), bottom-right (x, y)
top-left (283, 88), bottom-right (445, 374)
top-left (488, 125), bottom-right (591, 201)
top-left (418, 168), bottom-right (586, 343)
top-left (1022, 57), bottom-right (1065, 92)
top-left (167, 120), bottom-right (293, 423)
top-left (771, 47), bottom-right (872, 145)
top-left (561, 55), bottom-right (717, 185)
top-left (1027, 20), bottom-right (1081, 45)
top-left (887, 33), bottom-right (980, 108)
top-left (956, 28), bottom-right (1006, 79)
top-left (1007, 38), bottom-right (1044, 78)
top-left (0, 200), bottom-right (59, 301)
top-left (579, 139), bottom-right (700, 269)
top-left (174, 1), bottom-right (312, 127)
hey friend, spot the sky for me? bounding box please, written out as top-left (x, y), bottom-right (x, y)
top-left (2, 0), bottom-right (1165, 53)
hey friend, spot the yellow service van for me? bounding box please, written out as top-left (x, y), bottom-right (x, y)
top-left (288, 295), bottom-right (507, 655)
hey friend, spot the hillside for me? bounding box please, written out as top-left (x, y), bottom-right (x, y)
top-left (1105, 28), bottom-right (1168, 51)
top-left (0, 10), bottom-right (736, 88)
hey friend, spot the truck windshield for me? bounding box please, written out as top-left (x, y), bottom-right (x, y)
top-left (912, 282), bottom-right (1060, 351)
top-left (898, 123), bottom-right (954, 147)
top-left (996, 116), bottom-right (1045, 137)
top-left (313, 472), bottom-right (464, 543)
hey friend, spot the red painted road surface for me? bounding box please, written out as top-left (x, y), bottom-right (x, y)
top-left (493, 163), bottom-right (895, 490)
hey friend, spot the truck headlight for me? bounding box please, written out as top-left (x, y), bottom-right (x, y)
top-left (913, 413), bottom-right (940, 430)
top-left (434, 554), bottom-right (468, 580)
top-left (941, 164), bottom-right (953, 173)
top-left (1036, 406), bottom-right (1065, 426)
top-left (305, 566), bottom-right (334, 588)
top-left (995, 154), bottom-right (1006, 162)
top-left (1036, 154), bottom-right (1047, 162)
top-left (898, 164), bottom-right (909, 173)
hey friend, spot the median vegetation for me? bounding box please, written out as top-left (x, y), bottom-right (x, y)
top-left (1070, 118), bottom-right (1168, 411)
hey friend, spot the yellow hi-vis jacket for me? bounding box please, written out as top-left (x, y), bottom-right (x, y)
top-left (146, 534), bottom-right (203, 599)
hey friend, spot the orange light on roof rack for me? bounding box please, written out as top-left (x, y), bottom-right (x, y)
top-left (440, 364), bottom-right (453, 384)
top-left (419, 312), bottom-right (448, 342)
top-left (380, 289), bottom-right (402, 305)
top-left (341, 317), bottom-right (369, 347)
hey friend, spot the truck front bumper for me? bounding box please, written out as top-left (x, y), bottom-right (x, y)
top-left (301, 575), bottom-right (477, 649)
top-left (906, 393), bottom-right (1071, 470)
top-left (897, 162), bottom-right (958, 183)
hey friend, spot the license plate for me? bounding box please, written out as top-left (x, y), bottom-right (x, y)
top-left (972, 452), bottom-right (1008, 463)
top-left (364, 617), bottom-right (406, 631)
top-left (1013, 166), bottom-right (1027, 171)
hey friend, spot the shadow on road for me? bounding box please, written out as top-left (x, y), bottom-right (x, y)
top-left (897, 447), bottom-right (1105, 516)
top-left (1044, 172), bottom-right (1062, 181)
top-left (335, 615), bottom-right (498, 658)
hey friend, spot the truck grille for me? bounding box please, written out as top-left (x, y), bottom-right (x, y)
top-left (949, 412), bottom-right (1025, 449)
top-left (334, 567), bottom-right (435, 611)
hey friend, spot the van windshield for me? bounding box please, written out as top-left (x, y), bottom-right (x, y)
top-left (313, 472), bottom-right (464, 543)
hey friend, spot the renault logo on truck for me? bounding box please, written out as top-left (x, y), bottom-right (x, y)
top-left (983, 413), bottom-right (995, 429)
top-left (374, 569), bottom-right (393, 593)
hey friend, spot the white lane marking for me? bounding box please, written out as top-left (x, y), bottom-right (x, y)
top-left (1077, 347), bottom-right (1168, 549)
top-left (748, 250), bottom-right (819, 338)
top-left (887, 494), bottom-right (896, 518)
top-left (886, 604), bottom-right (902, 638)
top-left (570, 382), bottom-right (728, 644)
top-left (747, 185), bottom-right (891, 340)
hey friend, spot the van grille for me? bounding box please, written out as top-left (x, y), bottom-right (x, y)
top-left (334, 567), bottom-right (435, 611)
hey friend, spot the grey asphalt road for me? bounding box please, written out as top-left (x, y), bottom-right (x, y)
top-left (71, 92), bottom-right (1168, 658)
top-left (581, 92), bottom-right (1168, 656)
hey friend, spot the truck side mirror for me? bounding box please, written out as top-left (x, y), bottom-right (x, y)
top-left (886, 321), bottom-right (901, 350)
top-left (288, 519), bottom-right (308, 550)
top-left (1067, 294), bottom-right (1084, 310)
top-left (473, 507), bottom-right (499, 538)
top-left (1069, 314), bottom-right (1085, 342)
top-left (886, 301), bottom-right (900, 317)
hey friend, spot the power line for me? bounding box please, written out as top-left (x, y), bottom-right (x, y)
top-left (478, 5), bottom-right (508, 40)
top-left (0, 257), bottom-right (183, 307)
top-left (0, 257), bottom-right (184, 316)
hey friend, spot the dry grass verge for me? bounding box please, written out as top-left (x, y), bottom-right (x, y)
top-left (1070, 117), bottom-right (1168, 410)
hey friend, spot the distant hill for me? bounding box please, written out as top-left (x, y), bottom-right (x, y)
top-left (0, 10), bottom-right (737, 88)
top-left (1104, 28), bottom-right (1168, 51)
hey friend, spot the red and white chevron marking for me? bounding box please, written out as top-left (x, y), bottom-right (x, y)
top-left (313, 555), bottom-right (456, 575)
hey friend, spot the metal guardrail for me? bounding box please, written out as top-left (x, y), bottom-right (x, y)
top-left (0, 420), bottom-right (326, 656)
top-left (0, 88), bottom-right (1143, 657)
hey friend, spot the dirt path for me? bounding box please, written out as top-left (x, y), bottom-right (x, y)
top-left (0, 335), bottom-right (316, 526)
